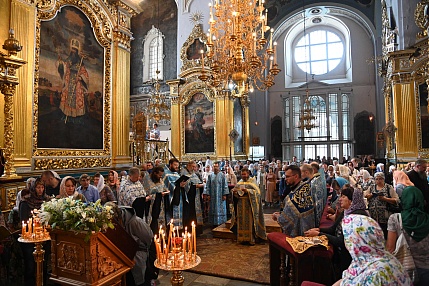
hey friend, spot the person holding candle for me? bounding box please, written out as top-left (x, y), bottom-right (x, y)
top-left (19, 177), bottom-right (51, 286)
top-left (230, 168), bottom-right (267, 245)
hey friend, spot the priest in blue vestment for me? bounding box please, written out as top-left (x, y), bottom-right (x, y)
top-left (203, 162), bottom-right (229, 226)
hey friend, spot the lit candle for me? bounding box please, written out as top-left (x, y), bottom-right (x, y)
top-left (183, 237), bottom-right (186, 261)
top-left (22, 221), bottom-right (26, 237)
top-left (164, 243), bottom-right (168, 264)
top-left (192, 221), bottom-right (196, 256)
top-left (187, 232), bottom-right (192, 257)
top-left (269, 28), bottom-right (274, 50)
top-left (176, 226), bottom-right (180, 238)
top-left (168, 219), bottom-right (173, 251)
top-left (173, 232), bottom-right (176, 249)
top-left (154, 235), bottom-right (160, 261)
top-left (200, 50), bottom-right (205, 68)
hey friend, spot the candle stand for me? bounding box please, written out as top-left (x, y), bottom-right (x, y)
top-left (154, 251), bottom-right (201, 286)
top-left (18, 236), bottom-right (51, 286)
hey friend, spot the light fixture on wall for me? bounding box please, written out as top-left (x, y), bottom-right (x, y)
top-left (297, 1), bottom-right (318, 132)
top-left (147, 0), bottom-right (170, 122)
top-left (199, 0), bottom-right (280, 98)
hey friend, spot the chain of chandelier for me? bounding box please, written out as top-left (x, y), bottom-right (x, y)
top-left (199, 0), bottom-right (280, 98)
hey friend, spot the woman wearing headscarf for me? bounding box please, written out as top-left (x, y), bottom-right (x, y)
top-left (365, 171), bottom-right (400, 237)
top-left (358, 169), bottom-right (374, 192)
top-left (305, 187), bottom-right (369, 279)
top-left (334, 215), bottom-right (411, 286)
top-left (58, 176), bottom-right (87, 202)
top-left (393, 170), bottom-right (414, 198)
top-left (338, 164), bottom-right (356, 186)
top-left (94, 173), bottom-right (116, 205)
top-left (107, 170), bottom-right (120, 201)
top-left (387, 186), bottom-right (429, 285)
top-left (328, 177), bottom-right (349, 216)
top-left (376, 163), bottom-right (385, 173)
top-left (19, 178), bottom-right (51, 286)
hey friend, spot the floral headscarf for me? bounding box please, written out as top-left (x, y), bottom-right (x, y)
top-left (344, 188), bottom-right (368, 216)
top-left (341, 215), bottom-right (411, 286)
top-left (108, 170), bottom-right (120, 188)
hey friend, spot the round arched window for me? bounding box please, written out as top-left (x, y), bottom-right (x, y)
top-left (294, 30), bottom-right (344, 75)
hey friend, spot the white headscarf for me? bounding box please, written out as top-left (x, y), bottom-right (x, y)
top-left (96, 174), bottom-right (105, 192)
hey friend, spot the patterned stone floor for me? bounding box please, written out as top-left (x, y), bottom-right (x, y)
top-left (152, 203), bottom-right (279, 286)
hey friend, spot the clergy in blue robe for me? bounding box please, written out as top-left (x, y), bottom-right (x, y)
top-left (181, 161), bottom-right (204, 234)
top-left (273, 165), bottom-right (315, 237)
top-left (144, 166), bottom-right (170, 234)
top-left (203, 162), bottom-right (229, 226)
top-left (163, 158), bottom-right (188, 229)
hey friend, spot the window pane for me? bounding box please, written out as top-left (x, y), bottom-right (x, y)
top-left (309, 30), bottom-right (326, 44)
top-left (316, 145), bottom-right (327, 159)
top-left (327, 32), bottom-right (341, 42)
top-left (330, 144), bottom-right (339, 159)
top-left (294, 145), bottom-right (302, 161)
top-left (305, 145), bottom-right (315, 161)
top-left (310, 44), bottom-right (326, 61)
top-left (311, 61), bottom-right (327, 75)
top-left (328, 43), bottom-right (343, 58)
top-left (295, 47), bottom-right (308, 63)
top-left (294, 30), bottom-right (344, 75)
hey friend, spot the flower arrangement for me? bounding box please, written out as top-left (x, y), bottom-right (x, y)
top-left (38, 197), bottom-right (115, 241)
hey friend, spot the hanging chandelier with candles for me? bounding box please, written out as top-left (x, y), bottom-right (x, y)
top-left (147, 71), bottom-right (170, 122)
top-left (199, 0), bottom-right (280, 97)
top-left (297, 89), bottom-right (318, 132)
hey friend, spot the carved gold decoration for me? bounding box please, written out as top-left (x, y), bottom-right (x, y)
top-left (32, 0), bottom-right (135, 170)
top-left (180, 24), bottom-right (209, 73)
top-left (6, 187), bottom-right (18, 211)
top-left (0, 29), bottom-right (27, 178)
top-left (415, 0), bottom-right (429, 38)
top-left (34, 157), bottom-right (112, 170)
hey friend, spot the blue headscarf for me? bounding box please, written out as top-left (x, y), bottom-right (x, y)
top-left (335, 177), bottom-right (348, 188)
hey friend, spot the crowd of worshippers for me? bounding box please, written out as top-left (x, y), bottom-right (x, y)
top-left (3, 156), bottom-right (429, 286)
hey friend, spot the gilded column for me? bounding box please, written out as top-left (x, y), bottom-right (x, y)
top-left (166, 79), bottom-right (184, 159)
top-left (0, 29), bottom-right (26, 178)
top-left (214, 96), bottom-right (228, 158)
top-left (110, 3), bottom-right (136, 167)
top-left (10, 0), bottom-right (36, 168)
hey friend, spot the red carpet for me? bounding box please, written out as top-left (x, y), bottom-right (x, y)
top-left (190, 238), bottom-right (270, 284)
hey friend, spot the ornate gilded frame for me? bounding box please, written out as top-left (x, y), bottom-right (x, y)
top-left (179, 81), bottom-right (217, 161)
top-left (32, 0), bottom-right (114, 169)
top-left (414, 61), bottom-right (429, 158)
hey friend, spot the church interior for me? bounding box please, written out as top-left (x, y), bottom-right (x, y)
top-left (0, 0), bottom-right (429, 285)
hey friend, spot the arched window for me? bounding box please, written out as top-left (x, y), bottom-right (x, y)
top-left (283, 11), bottom-right (352, 87)
top-left (143, 26), bottom-right (164, 82)
top-left (295, 30), bottom-right (344, 75)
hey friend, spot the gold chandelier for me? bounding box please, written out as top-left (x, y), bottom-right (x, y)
top-left (199, 0), bottom-right (280, 97)
top-left (147, 70), bottom-right (170, 122)
top-left (298, 89), bottom-right (318, 132)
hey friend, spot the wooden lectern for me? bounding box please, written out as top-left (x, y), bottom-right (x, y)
top-left (49, 229), bottom-right (135, 285)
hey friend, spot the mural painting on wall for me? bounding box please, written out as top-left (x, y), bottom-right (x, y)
top-left (418, 83), bottom-right (429, 149)
top-left (185, 93), bottom-right (214, 153)
top-left (37, 6), bottom-right (104, 149)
